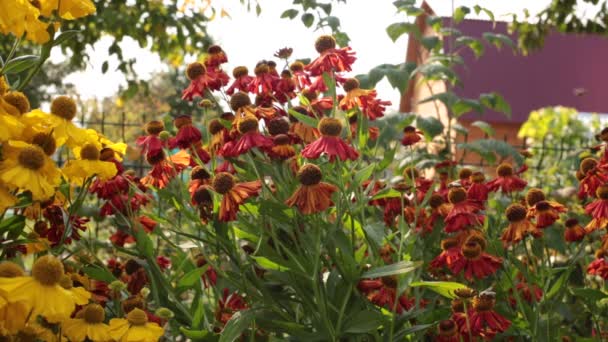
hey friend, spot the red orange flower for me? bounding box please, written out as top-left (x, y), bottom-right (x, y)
top-left (289, 61), bottom-right (311, 90)
top-left (215, 289), bottom-right (248, 327)
top-left (248, 62), bottom-right (278, 95)
top-left (467, 171), bottom-right (489, 204)
top-left (587, 249), bottom-right (608, 279)
top-left (502, 203), bottom-right (540, 247)
top-left (182, 62), bottom-right (216, 101)
top-left (585, 185), bottom-right (608, 232)
top-left (226, 66), bottom-right (253, 95)
top-left (450, 236), bottom-right (502, 281)
top-left (444, 187), bottom-right (484, 233)
top-left (486, 163), bottom-right (527, 193)
top-left (578, 157), bottom-right (608, 200)
top-left (468, 292), bottom-right (511, 337)
top-left (136, 120), bottom-right (165, 159)
top-left (339, 78), bottom-right (390, 120)
top-left (305, 35), bottom-right (356, 76)
top-left (301, 117), bottom-right (359, 162)
top-left (220, 116), bottom-right (273, 157)
top-left (357, 276), bottom-right (422, 314)
top-left (141, 150), bottom-right (189, 189)
top-left (564, 218), bottom-right (586, 242)
top-left (401, 126), bottom-right (423, 146)
top-left (212, 172), bottom-right (262, 222)
top-left (285, 164), bottom-right (338, 214)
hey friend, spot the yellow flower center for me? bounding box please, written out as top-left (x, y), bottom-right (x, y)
top-left (186, 62), bottom-right (206, 80)
top-left (0, 261), bottom-right (25, 277)
top-left (83, 304), bottom-right (106, 324)
top-left (297, 164), bottom-right (322, 186)
top-left (18, 146), bottom-right (45, 170)
top-left (51, 96), bottom-right (77, 121)
top-left (230, 92), bottom-right (252, 111)
top-left (506, 203), bottom-right (527, 222)
top-left (212, 172), bottom-right (236, 195)
top-left (31, 132), bottom-right (57, 156)
top-left (496, 163), bottom-right (514, 177)
top-left (526, 188), bottom-right (546, 206)
top-left (3, 91), bottom-right (30, 115)
top-left (80, 144), bottom-right (100, 160)
top-left (237, 116), bottom-right (259, 134)
top-left (145, 120), bottom-right (165, 135)
top-left (342, 78), bottom-right (360, 92)
top-left (315, 35), bottom-right (337, 53)
top-left (31, 255), bottom-right (65, 286)
top-left (447, 187), bottom-right (467, 204)
top-left (127, 308), bottom-right (149, 326)
top-left (318, 117), bottom-right (342, 137)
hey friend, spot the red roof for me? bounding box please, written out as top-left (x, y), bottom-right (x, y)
top-left (450, 19), bottom-right (608, 123)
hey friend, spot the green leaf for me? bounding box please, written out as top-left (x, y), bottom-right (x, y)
top-left (319, 3), bottom-right (332, 15)
top-left (416, 116), bottom-right (444, 140)
top-left (251, 256), bottom-right (290, 271)
top-left (2, 55), bottom-right (40, 74)
top-left (301, 13), bottom-right (314, 28)
top-left (455, 36), bottom-right (484, 58)
top-left (545, 270), bottom-right (569, 300)
top-left (134, 228), bottom-right (154, 258)
top-left (473, 5), bottom-right (495, 22)
top-left (457, 139), bottom-right (524, 165)
top-left (177, 266), bottom-right (208, 288)
top-left (452, 98), bottom-right (483, 117)
top-left (454, 6), bottom-right (470, 24)
top-left (218, 309), bottom-right (255, 342)
top-left (361, 260), bottom-right (422, 279)
top-left (482, 32), bottom-right (515, 51)
top-left (53, 30), bottom-right (80, 47)
top-left (343, 310), bottom-right (386, 333)
top-left (354, 164), bottom-right (375, 184)
top-left (420, 36), bottom-right (440, 50)
top-left (370, 188), bottom-right (401, 201)
top-left (394, 323), bottom-right (436, 339)
top-left (0, 215), bottom-right (25, 235)
top-left (280, 9), bottom-right (299, 19)
top-left (288, 108), bottom-right (318, 128)
top-left (179, 327), bottom-right (212, 340)
top-left (409, 281), bottom-right (468, 299)
top-left (470, 120), bottom-right (495, 136)
top-left (101, 61), bottom-right (109, 74)
top-left (82, 265), bottom-right (116, 283)
top-left (386, 22), bottom-right (419, 42)
top-left (571, 288), bottom-right (607, 307)
top-left (479, 92), bottom-right (511, 117)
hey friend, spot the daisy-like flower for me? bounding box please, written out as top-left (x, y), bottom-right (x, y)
top-left (585, 184), bottom-right (608, 233)
top-left (301, 117), bottom-right (359, 162)
top-left (467, 171), bottom-right (489, 204)
top-left (226, 66), bottom-right (254, 95)
top-left (458, 168), bottom-right (473, 188)
top-left (578, 157), bottom-right (608, 200)
top-left (401, 126), bottom-right (424, 146)
top-left (357, 275), bottom-right (421, 314)
top-left (301, 89), bottom-right (335, 116)
top-left (402, 166), bottom-right (433, 203)
top-left (109, 308), bottom-right (164, 342)
top-left (587, 249), bottom-right (608, 279)
top-left (430, 238), bottom-right (463, 271)
top-left (564, 218), bottom-right (586, 242)
top-left (339, 78), bottom-right (390, 120)
top-left (285, 164), bottom-right (338, 214)
top-left (525, 188), bottom-right (567, 228)
top-left (62, 303), bottom-right (111, 341)
top-left (0, 255), bottom-right (91, 323)
top-left (0, 262), bottom-right (29, 336)
top-left (486, 162), bottom-right (528, 193)
top-left (216, 289), bottom-right (248, 327)
top-left (0, 141), bottom-right (61, 200)
top-left (207, 118), bottom-right (231, 156)
top-left (269, 134), bottom-right (296, 160)
top-left (305, 35), bottom-right (356, 76)
top-left (274, 70), bottom-right (297, 103)
top-left (468, 292), bottom-right (512, 337)
top-left (171, 115), bottom-right (202, 150)
top-left (248, 62), bottom-right (279, 95)
top-left (289, 61), bottom-right (311, 90)
top-left (136, 120), bottom-right (166, 159)
top-left (427, 193), bottom-right (453, 229)
top-left (141, 150), bottom-right (190, 189)
top-left (40, 0), bottom-right (96, 19)
top-left (444, 187), bottom-right (484, 233)
top-left (212, 172), bottom-right (262, 222)
top-left (220, 116), bottom-right (273, 157)
top-left (435, 319), bottom-right (463, 342)
top-left (35, 96), bottom-right (90, 148)
top-left (501, 203), bottom-right (540, 247)
top-left (450, 235), bottom-right (502, 281)
top-left (204, 45), bottom-right (228, 68)
top-left (0, 103), bottom-right (25, 141)
top-left (289, 106), bottom-right (320, 144)
top-left (182, 62), bottom-right (217, 101)
top-left (62, 143), bottom-right (118, 184)
top-left (189, 166), bottom-right (212, 202)
top-left (510, 279), bottom-right (543, 306)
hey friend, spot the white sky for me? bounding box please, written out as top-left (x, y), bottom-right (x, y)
top-left (54, 0), bottom-right (556, 109)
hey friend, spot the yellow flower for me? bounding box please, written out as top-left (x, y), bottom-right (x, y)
top-left (40, 0), bottom-right (96, 19)
top-left (0, 141), bottom-right (62, 200)
top-left (25, 232), bottom-right (50, 254)
top-left (0, 184), bottom-right (17, 214)
top-left (0, 262), bottom-right (29, 335)
top-left (0, 0), bottom-right (50, 43)
top-left (0, 105), bottom-right (25, 142)
top-left (109, 308), bottom-right (165, 342)
top-left (62, 304), bottom-right (112, 341)
top-left (0, 255), bottom-right (91, 323)
top-left (62, 143), bottom-right (118, 184)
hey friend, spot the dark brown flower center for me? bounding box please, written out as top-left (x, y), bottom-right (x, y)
top-left (232, 66), bottom-right (248, 78)
top-left (146, 150), bottom-right (165, 165)
top-left (208, 119), bottom-right (224, 135)
top-left (601, 127), bottom-right (608, 142)
top-left (302, 89), bottom-right (318, 102)
top-left (18, 146), bottom-right (45, 170)
top-left (145, 120), bottom-right (165, 135)
top-left (403, 126), bottom-right (416, 134)
top-left (127, 308), bottom-right (148, 326)
top-left (318, 117), bottom-right (342, 137)
top-left (32, 132), bottom-right (57, 156)
top-left (80, 144), bottom-right (100, 160)
top-left (564, 218), bottom-right (579, 228)
top-left (83, 304), bottom-right (105, 324)
top-left (213, 172), bottom-right (236, 194)
top-left (441, 238), bottom-right (459, 250)
top-left (465, 233), bottom-right (487, 251)
top-left (32, 255), bottom-right (64, 286)
top-left (0, 262), bottom-right (24, 277)
top-left (4, 91), bottom-right (30, 114)
top-left (99, 148), bottom-right (116, 161)
top-left (267, 118), bottom-right (290, 136)
top-left (315, 35), bottom-right (337, 53)
top-left (254, 63), bottom-right (269, 76)
top-left (454, 287), bottom-right (477, 299)
top-left (122, 296), bottom-right (145, 314)
top-left (290, 61), bottom-right (304, 72)
top-left (462, 241), bottom-right (482, 259)
top-left (438, 320), bottom-right (458, 336)
top-left (451, 299), bottom-right (464, 313)
top-left (447, 187), bottom-right (467, 204)
top-left (191, 166), bottom-right (211, 181)
top-left (343, 78), bottom-right (360, 92)
top-left (174, 116), bottom-right (193, 130)
top-left (193, 186), bottom-right (212, 205)
top-left (580, 158), bottom-right (598, 174)
top-left (59, 275), bottom-right (73, 289)
top-left (238, 116), bottom-right (259, 134)
top-left (186, 62), bottom-right (206, 80)
top-left (472, 295), bottom-right (495, 311)
top-left (597, 185), bottom-right (608, 199)
top-left (429, 194), bottom-right (445, 209)
top-left (124, 259), bottom-right (142, 275)
top-left (458, 168), bottom-right (472, 180)
top-left (274, 134), bottom-right (290, 145)
top-left (297, 164), bottom-right (323, 186)
top-left (496, 163), bottom-right (514, 177)
top-left (230, 92), bottom-right (252, 111)
top-left (526, 188), bottom-right (546, 206)
top-left (207, 45), bottom-right (223, 54)
top-left (535, 200), bottom-right (551, 212)
top-left (281, 70), bottom-right (292, 78)
top-left (51, 96), bottom-right (77, 121)
top-left (471, 171), bottom-right (485, 183)
top-left (506, 203), bottom-right (527, 222)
